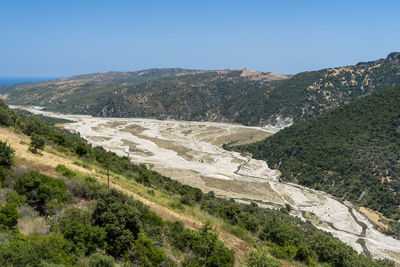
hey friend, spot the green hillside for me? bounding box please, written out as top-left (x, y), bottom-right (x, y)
top-left (231, 86), bottom-right (400, 225)
top-left (0, 68), bottom-right (204, 113)
top-left (0, 101), bottom-right (392, 266)
top-left (220, 52), bottom-right (400, 126)
top-left (2, 53), bottom-right (400, 126)
top-left (96, 70), bottom-right (287, 120)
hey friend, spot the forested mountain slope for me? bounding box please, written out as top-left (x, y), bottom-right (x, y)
top-left (220, 52), bottom-right (400, 126)
top-left (0, 68), bottom-right (204, 113)
top-left (231, 86), bottom-right (400, 224)
top-left (96, 69), bottom-right (288, 120)
top-left (0, 69), bottom-right (287, 119)
top-left (2, 53), bottom-right (400, 126)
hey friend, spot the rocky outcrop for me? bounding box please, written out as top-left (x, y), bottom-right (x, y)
top-left (387, 52), bottom-right (400, 61)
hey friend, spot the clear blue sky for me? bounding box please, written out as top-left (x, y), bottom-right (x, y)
top-left (0, 0), bottom-right (399, 77)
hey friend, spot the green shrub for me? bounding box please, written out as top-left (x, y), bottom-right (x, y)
top-left (87, 253), bottom-right (115, 267)
top-left (0, 108), bottom-right (12, 126)
top-left (0, 166), bottom-right (8, 184)
top-left (92, 189), bottom-right (142, 257)
top-left (47, 130), bottom-right (66, 146)
top-left (129, 232), bottom-right (167, 266)
top-left (169, 201), bottom-right (184, 210)
top-left (244, 247), bottom-right (282, 267)
top-left (0, 233), bottom-right (76, 266)
top-left (260, 217), bottom-right (302, 247)
top-left (55, 164), bottom-right (76, 177)
top-left (268, 244), bottom-right (297, 260)
top-left (23, 116), bottom-right (50, 136)
top-left (0, 140), bottom-right (14, 168)
top-left (205, 244), bottom-right (235, 267)
top-left (15, 171), bottom-right (68, 215)
top-left (75, 141), bottom-right (90, 156)
top-left (29, 134), bottom-right (46, 154)
top-left (168, 221), bottom-right (234, 265)
top-left (0, 203), bottom-right (19, 229)
top-left (180, 193), bottom-right (193, 206)
top-left (6, 190), bottom-right (27, 206)
top-left (54, 208), bottom-right (106, 256)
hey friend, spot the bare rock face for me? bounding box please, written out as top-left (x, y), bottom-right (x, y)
top-left (387, 52), bottom-right (400, 61)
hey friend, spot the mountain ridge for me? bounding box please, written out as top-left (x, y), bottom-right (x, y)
top-left (1, 53), bottom-right (399, 126)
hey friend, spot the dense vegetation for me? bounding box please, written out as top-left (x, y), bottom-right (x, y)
top-left (220, 53), bottom-right (400, 126)
top-left (231, 86), bottom-right (400, 235)
top-left (0, 68), bottom-right (287, 122)
top-left (2, 53), bottom-right (400, 127)
top-left (0, 100), bottom-right (395, 266)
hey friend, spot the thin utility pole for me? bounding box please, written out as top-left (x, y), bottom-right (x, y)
top-left (107, 160), bottom-right (110, 188)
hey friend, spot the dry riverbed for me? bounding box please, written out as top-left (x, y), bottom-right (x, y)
top-left (16, 106), bottom-right (400, 264)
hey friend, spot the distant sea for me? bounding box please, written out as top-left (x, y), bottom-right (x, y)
top-left (0, 77), bottom-right (55, 86)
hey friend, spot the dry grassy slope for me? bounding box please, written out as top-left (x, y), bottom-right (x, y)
top-left (0, 127), bottom-right (254, 264)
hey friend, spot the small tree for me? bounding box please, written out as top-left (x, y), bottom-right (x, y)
top-left (30, 134), bottom-right (45, 154)
top-left (0, 140), bottom-right (14, 168)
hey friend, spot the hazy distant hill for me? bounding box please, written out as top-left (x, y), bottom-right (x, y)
top-left (0, 68), bottom-right (204, 111)
top-left (0, 69), bottom-right (288, 119)
top-left (95, 69), bottom-right (288, 120)
top-left (1, 53), bottom-right (400, 126)
top-left (231, 85), bottom-right (400, 223)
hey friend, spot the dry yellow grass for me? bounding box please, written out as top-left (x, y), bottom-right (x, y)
top-left (359, 207), bottom-right (389, 231)
top-left (0, 127), bottom-right (252, 265)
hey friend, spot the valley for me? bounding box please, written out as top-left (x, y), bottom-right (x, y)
top-left (18, 105), bottom-right (400, 264)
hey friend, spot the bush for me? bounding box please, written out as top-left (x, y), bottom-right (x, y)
top-left (0, 141), bottom-right (14, 168)
top-left (205, 244), bottom-right (235, 267)
top-left (55, 164), bottom-right (76, 177)
top-left (87, 253), bottom-right (115, 267)
top-left (168, 221), bottom-right (234, 265)
top-left (75, 141), bottom-right (90, 156)
top-left (92, 189), bottom-right (142, 257)
top-left (54, 208), bottom-right (106, 255)
top-left (0, 167), bottom-right (7, 184)
top-left (6, 190), bottom-right (27, 206)
top-left (0, 101), bottom-right (14, 126)
top-left (268, 244), bottom-right (297, 260)
top-left (244, 247), bottom-right (282, 267)
top-left (259, 217), bottom-right (302, 247)
top-left (180, 193), bottom-right (193, 206)
top-left (15, 171), bottom-right (68, 215)
top-left (65, 176), bottom-right (105, 200)
top-left (29, 134), bottom-right (45, 154)
top-left (48, 130), bottom-right (66, 146)
top-left (129, 232), bottom-right (167, 266)
top-left (23, 116), bottom-right (50, 136)
top-left (0, 233), bottom-right (76, 266)
top-left (0, 203), bottom-right (19, 229)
